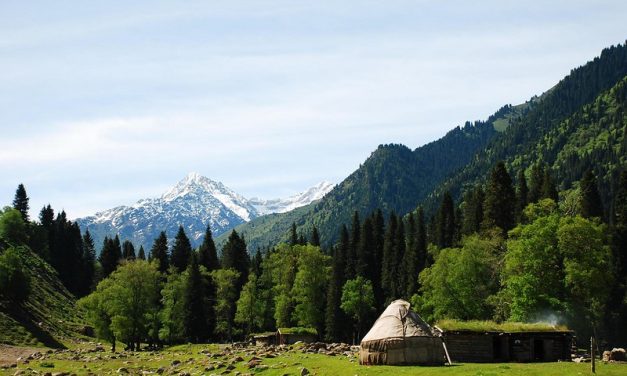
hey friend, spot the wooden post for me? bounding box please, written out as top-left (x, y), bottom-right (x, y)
top-left (591, 336), bottom-right (595, 374)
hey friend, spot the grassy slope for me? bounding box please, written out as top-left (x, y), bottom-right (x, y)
top-left (2, 343), bottom-right (623, 376)
top-left (0, 247), bottom-right (84, 348)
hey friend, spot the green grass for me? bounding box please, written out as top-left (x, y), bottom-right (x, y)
top-left (278, 327), bottom-right (318, 335)
top-left (436, 319), bottom-right (570, 333)
top-left (0, 246), bottom-right (86, 348)
top-left (2, 343), bottom-right (624, 376)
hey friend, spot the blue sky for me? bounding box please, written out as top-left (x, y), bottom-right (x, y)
top-left (1, 1), bottom-right (626, 218)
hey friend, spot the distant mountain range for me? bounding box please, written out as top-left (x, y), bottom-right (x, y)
top-left (76, 173), bottom-right (333, 251)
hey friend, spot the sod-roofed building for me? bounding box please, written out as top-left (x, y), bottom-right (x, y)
top-left (435, 320), bottom-right (574, 363)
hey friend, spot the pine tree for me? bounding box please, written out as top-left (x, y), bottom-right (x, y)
top-left (415, 207), bottom-right (428, 273)
top-left (541, 169), bottom-right (559, 202)
top-left (82, 230), bottom-right (96, 293)
top-left (528, 162), bottom-right (545, 204)
top-left (171, 226), bottom-right (192, 273)
top-left (483, 162), bottom-right (516, 233)
top-left (607, 170), bottom-right (627, 345)
top-left (310, 226), bottom-right (321, 247)
top-left (401, 213), bottom-right (418, 298)
top-left (39, 205), bottom-right (54, 229)
top-left (137, 246), bottom-right (146, 260)
top-left (122, 240), bottom-right (136, 260)
top-left (356, 216), bottom-right (374, 279)
top-left (221, 230), bottom-right (250, 294)
top-left (290, 223), bottom-right (298, 246)
top-left (183, 253), bottom-right (209, 342)
top-left (516, 170), bottom-right (529, 221)
top-left (381, 213), bottom-right (399, 302)
top-left (150, 231), bottom-right (169, 273)
top-left (461, 185), bottom-right (484, 235)
top-left (198, 224), bottom-right (219, 272)
top-left (580, 169), bottom-right (604, 218)
top-left (12, 184), bottom-right (29, 222)
top-left (371, 209), bottom-right (385, 308)
top-left (436, 192), bottom-right (456, 248)
top-left (325, 228), bottom-right (349, 342)
top-left (99, 237), bottom-right (121, 278)
top-left (345, 212), bottom-right (360, 280)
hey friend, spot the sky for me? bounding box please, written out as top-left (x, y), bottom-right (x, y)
top-left (1, 1), bottom-right (626, 219)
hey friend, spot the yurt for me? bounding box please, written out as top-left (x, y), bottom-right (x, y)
top-left (359, 299), bottom-right (445, 365)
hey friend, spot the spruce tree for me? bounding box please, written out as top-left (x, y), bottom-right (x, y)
top-left (371, 209), bottom-right (385, 308)
top-left (171, 226), bottom-right (192, 273)
top-left (99, 237), bottom-right (121, 278)
top-left (483, 162), bottom-right (516, 233)
top-left (150, 231), bottom-right (169, 273)
top-left (516, 170), bottom-right (529, 221)
top-left (12, 184), bottom-right (29, 222)
top-left (461, 185), bottom-right (484, 235)
top-left (137, 246), bottom-right (146, 260)
top-left (198, 224), bottom-right (219, 272)
top-left (290, 223), bottom-right (298, 246)
top-left (325, 229), bottom-right (348, 342)
top-left (415, 207), bottom-right (428, 272)
top-left (221, 230), bottom-right (250, 294)
top-left (381, 213), bottom-right (398, 302)
top-left (310, 226), bottom-right (320, 247)
top-left (39, 205), bottom-right (54, 229)
top-left (183, 253), bottom-right (209, 342)
top-left (436, 192), bottom-right (456, 248)
top-left (356, 216), bottom-right (374, 279)
top-left (401, 213), bottom-right (418, 298)
top-left (82, 230), bottom-right (96, 293)
top-left (607, 170), bottom-right (627, 345)
top-left (580, 169), bottom-right (604, 218)
top-left (541, 169), bottom-right (559, 202)
top-left (122, 240), bottom-right (136, 260)
top-left (345, 211), bottom-right (360, 280)
top-left (528, 162), bottom-right (545, 204)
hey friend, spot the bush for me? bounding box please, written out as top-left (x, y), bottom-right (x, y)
top-left (0, 247), bottom-right (31, 302)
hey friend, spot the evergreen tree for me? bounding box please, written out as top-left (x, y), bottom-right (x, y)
top-left (541, 169), bottom-right (559, 202)
top-left (12, 184), bottom-right (29, 222)
top-left (137, 246), bottom-right (146, 260)
top-left (580, 169), bottom-right (604, 219)
top-left (461, 185), bottom-right (484, 235)
top-left (325, 226), bottom-right (349, 342)
top-left (122, 240), bottom-right (136, 260)
top-left (82, 230), bottom-right (96, 293)
top-left (198, 225), bottom-right (219, 272)
top-left (528, 162), bottom-right (545, 204)
top-left (381, 213), bottom-right (399, 302)
top-left (150, 232), bottom-right (169, 273)
top-left (415, 207), bottom-right (428, 273)
top-left (483, 162), bottom-right (516, 233)
top-left (371, 209), bottom-right (385, 308)
top-left (39, 205), bottom-right (54, 229)
top-left (290, 223), bottom-right (298, 246)
top-left (345, 211), bottom-right (360, 280)
top-left (221, 230), bottom-right (250, 294)
top-left (170, 226), bottom-right (192, 273)
top-left (607, 171), bottom-right (627, 344)
top-left (516, 170), bottom-right (529, 221)
top-left (183, 253), bottom-right (209, 342)
top-left (310, 226), bottom-right (320, 247)
top-left (356, 216), bottom-right (374, 279)
top-left (99, 237), bottom-right (121, 278)
top-left (401, 213), bottom-right (418, 298)
top-left (436, 192), bottom-right (456, 248)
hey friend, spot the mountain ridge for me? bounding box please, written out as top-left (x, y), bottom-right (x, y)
top-left (77, 174), bottom-right (333, 251)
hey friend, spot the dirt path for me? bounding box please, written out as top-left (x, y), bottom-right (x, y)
top-left (0, 345), bottom-right (45, 366)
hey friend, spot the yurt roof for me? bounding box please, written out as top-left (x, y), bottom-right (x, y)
top-left (361, 299), bottom-right (436, 343)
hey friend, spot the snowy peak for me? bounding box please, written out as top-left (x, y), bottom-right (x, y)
top-left (161, 172), bottom-right (255, 221)
top-left (250, 181), bottom-right (334, 215)
top-left (76, 173), bottom-right (333, 252)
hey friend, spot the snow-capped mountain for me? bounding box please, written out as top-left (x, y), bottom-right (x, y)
top-left (76, 173), bottom-right (333, 252)
top-left (249, 181), bottom-right (334, 215)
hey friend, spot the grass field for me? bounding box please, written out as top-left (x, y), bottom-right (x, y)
top-left (1, 343), bottom-right (624, 376)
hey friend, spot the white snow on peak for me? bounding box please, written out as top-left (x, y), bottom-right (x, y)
top-left (250, 180), bottom-right (334, 215)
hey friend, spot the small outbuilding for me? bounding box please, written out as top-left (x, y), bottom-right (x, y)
top-left (435, 320), bottom-right (574, 363)
top-left (359, 299), bottom-right (445, 365)
top-left (276, 327), bottom-right (317, 345)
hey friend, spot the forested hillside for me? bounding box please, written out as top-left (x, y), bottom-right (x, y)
top-left (225, 42), bottom-right (627, 251)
